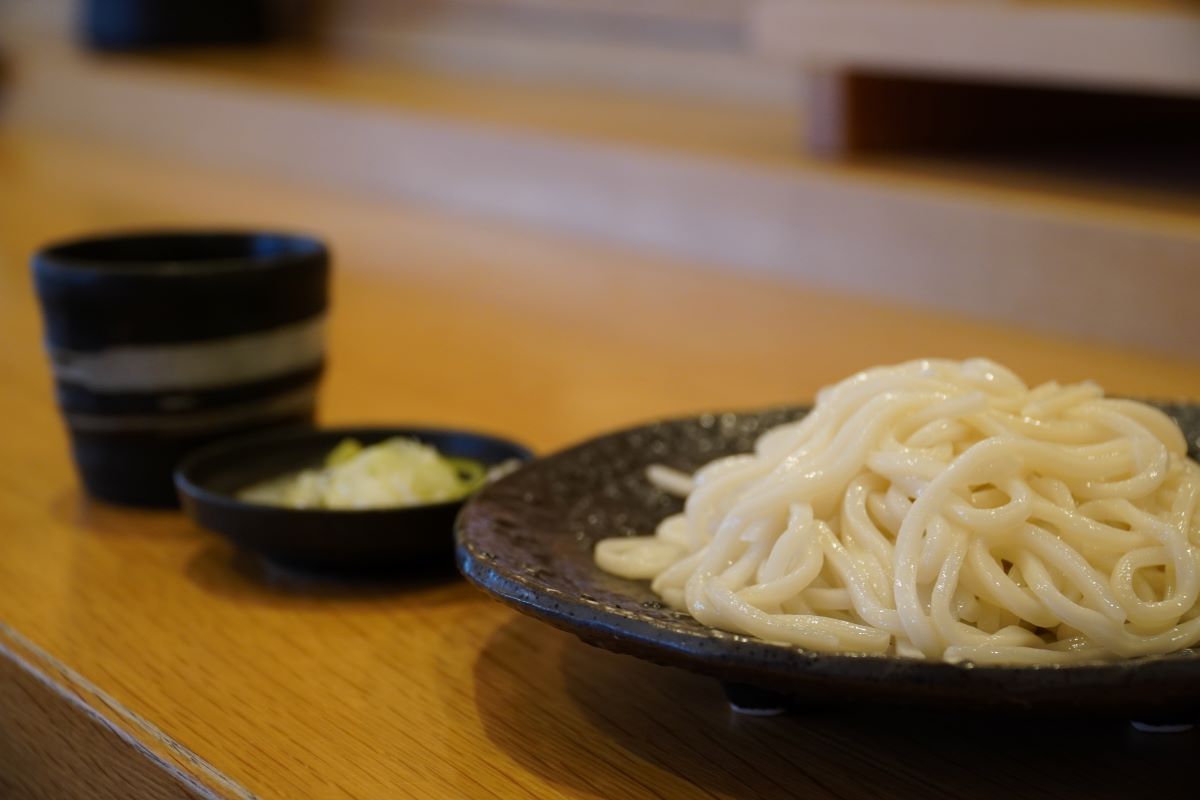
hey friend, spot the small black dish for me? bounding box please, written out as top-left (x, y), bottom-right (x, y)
top-left (177, 426), bottom-right (533, 574)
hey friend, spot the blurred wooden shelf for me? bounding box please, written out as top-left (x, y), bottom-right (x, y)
top-left (1, 38), bottom-right (1198, 357)
top-left (753, 0), bottom-right (1200, 96)
top-left (754, 0), bottom-right (1200, 157)
top-left (307, 0), bottom-right (795, 108)
top-left (0, 0), bottom-right (794, 109)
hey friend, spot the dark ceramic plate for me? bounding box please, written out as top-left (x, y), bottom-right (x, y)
top-left (457, 404), bottom-right (1200, 720)
top-left (178, 426), bottom-right (532, 574)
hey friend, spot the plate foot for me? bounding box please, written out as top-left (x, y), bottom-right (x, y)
top-left (1130, 720), bottom-right (1195, 734)
top-left (722, 683), bottom-right (787, 716)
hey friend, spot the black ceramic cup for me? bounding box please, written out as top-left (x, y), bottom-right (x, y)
top-left (82, 0), bottom-right (270, 51)
top-left (32, 230), bottom-right (329, 507)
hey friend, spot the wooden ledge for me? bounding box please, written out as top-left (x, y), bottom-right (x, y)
top-left (2, 39), bottom-right (1199, 357)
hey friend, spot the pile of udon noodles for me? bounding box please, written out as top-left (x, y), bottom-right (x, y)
top-left (595, 359), bottom-right (1200, 664)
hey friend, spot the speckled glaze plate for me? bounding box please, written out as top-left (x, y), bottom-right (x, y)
top-left (456, 405), bottom-right (1200, 719)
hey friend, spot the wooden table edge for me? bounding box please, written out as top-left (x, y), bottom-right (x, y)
top-left (0, 622), bottom-right (249, 800)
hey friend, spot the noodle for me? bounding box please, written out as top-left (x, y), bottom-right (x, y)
top-left (593, 359), bottom-right (1200, 664)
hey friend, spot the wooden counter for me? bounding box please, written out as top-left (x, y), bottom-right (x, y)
top-left (1, 131), bottom-right (1198, 799)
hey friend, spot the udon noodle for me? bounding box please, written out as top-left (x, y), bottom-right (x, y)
top-left (594, 359), bottom-right (1200, 664)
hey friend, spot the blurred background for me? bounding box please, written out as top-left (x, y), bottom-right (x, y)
top-left (1, 0), bottom-right (1198, 361)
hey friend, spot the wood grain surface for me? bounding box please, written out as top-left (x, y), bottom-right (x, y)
top-left (0, 633), bottom-right (211, 800)
top-left (1, 131), bottom-right (1199, 799)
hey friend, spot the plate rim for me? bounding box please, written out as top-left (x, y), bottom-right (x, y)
top-left (456, 403), bottom-right (1200, 708)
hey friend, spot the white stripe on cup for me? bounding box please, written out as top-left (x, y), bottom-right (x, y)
top-left (50, 316), bottom-right (326, 393)
top-left (65, 386), bottom-right (317, 434)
